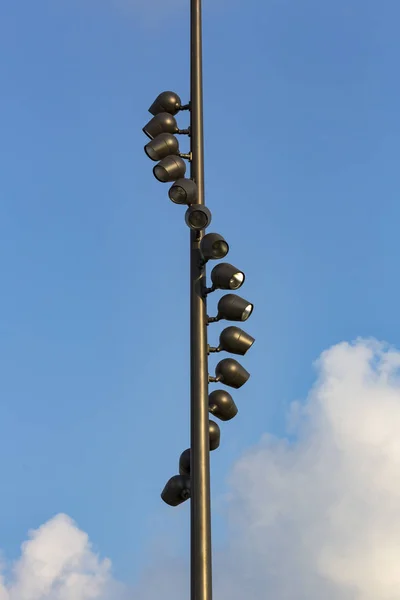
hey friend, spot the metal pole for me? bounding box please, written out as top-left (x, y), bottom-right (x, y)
top-left (190, 0), bottom-right (212, 598)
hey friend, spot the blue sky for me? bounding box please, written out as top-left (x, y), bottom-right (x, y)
top-left (1, 1), bottom-right (400, 598)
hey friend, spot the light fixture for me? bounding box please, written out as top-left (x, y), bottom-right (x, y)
top-left (153, 156), bottom-right (187, 183)
top-left (161, 474), bottom-right (191, 506)
top-left (209, 420), bottom-right (220, 450)
top-left (208, 389), bottom-right (238, 421)
top-left (169, 178), bottom-right (198, 205)
top-left (215, 326), bottom-right (255, 356)
top-left (185, 205), bottom-right (212, 230)
top-left (179, 449), bottom-right (191, 476)
top-left (200, 233), bottom-right (229, 262)
top-left (213, 358), bottom-right (250, 389)
top-left (210, 263), bottom-right (245, 291)
top-left (216, 294), bottom-right (253, 322)
top-left (145, 133), bottom-right (179, 161)
top-left (143, 113), bottom-right (183, 139)
top-left (149, 91), bottom-right (183, 116)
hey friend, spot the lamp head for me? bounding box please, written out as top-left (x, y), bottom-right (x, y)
top-left (143, 112), bottom-right (179, 139)
top-left (179, 449), bottom-right (191, 476)
top-left (149, 91), bottom-right (182, 116)
top-left (217, 294), bottom-right (253, 322)
top-left (200, 233), bottom-right (229, 262)
top-left (209, 420), bottom-right (221, 451)
top-left (169, 178), bottom-right (198, 205)
top-left (211, 263), bottom-right (245, 291)
top-left (144, 133), bottom-right (179, 161)
top-left (161, 474), bottom-right (191, 507)
top-left (153, 156), bottom-right (187, 183)
top-left (215, 358), bottom-right (250, 389)
top-left (185, 205), bottom-right (212, 230)
top-left (218, 326), bottom-right (255, 356)
top-left (209, 389), bottom-right (238, 421)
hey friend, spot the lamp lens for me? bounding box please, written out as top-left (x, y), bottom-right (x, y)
top-left (169, 186), bottom-right (186, 204)
top-left (145, 146), bottom-right (159, 161)
top-left (189, 210), bottom-right (208, 229)
top-left (154, 165), bottom-right (167, 182)
top-left (229, 272), bottom-right (244, 289)
top-left (213, 241), bottom-right (229, 258)
top-left (242, 304), bottom-right (253, 320)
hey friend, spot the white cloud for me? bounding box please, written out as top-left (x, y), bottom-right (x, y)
top-left (3, 338), bottom-right (400, 599)
top-left (219, 338), bottom-right (400, 600)
top-left (0, 514), bottom-right (122, 600)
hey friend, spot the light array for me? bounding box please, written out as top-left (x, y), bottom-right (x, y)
top-left (142, 91), bottom-right (255, 507)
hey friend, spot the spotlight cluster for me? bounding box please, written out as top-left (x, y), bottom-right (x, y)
top-left (143, 91), bottom-right (254, 508)
top-left (143, 91), bottom-right (211, 231)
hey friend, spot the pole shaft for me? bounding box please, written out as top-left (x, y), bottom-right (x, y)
top-left (190, 0), bottom-right (212, 599)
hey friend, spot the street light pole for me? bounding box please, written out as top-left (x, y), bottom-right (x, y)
top-left (189, 0), bottom-right (213, 599)
top-left (143, 4), bottom-right (255, 599)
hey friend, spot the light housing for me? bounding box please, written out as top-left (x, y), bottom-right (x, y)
top-left (209, 420), bottom-right (220, 451)
top-left (211, 263), bottom-right (245, 291)
top-left (185, 205), bottom-right (212, 230)
top-left (153, 156), bottom-right (187, 183)
top-left (215, 358), bottom-right (250, 389)
top-left (179, 449), bottom-right (191, 476)
top-left (161, 474), bottom-right (191, 506)
top-left (143, 113), bottom-right (180, 139)
top-left (200, 233), bottom-right (229, 262)
top-left (169, 178), bottom-right (198, 205)
top-left (209, 389), bottom-right (238, 421)
top-left (218, 326), bottom-right (255, 356)
top-left (217, 294), bottom-right (253, 322)
top-left (149, 91), bottom-right (182, 116)
top-left (145, 133), bottom-right (179, 161)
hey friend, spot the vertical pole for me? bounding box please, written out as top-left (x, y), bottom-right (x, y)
top-left (190, 0), bottom-right (212, 599)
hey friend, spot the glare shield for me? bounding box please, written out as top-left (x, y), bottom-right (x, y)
top-left (200, 233), bottom-right (229, 261)
top-left (143, 113), bottom-right (179, 139)
top-left (215, 358), bottom-right (250, 389)
top-left (149, 91), bottom-right (182, 116)
top-left (217, 294), bottom-right (253, 321)
top-left (219, 326), bottom-right (255, 356)
top-left (208, 389), bottom-right (238, 421)
top-left (185, 205), bottom-right (212, 230)
top-left (153, 156), bottom-right (187, 183)
top-left (210, 263), bottom-right (245, 291)
top-left (169, 178), bottom-right (198, 205)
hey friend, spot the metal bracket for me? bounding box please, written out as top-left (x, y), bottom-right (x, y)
top-left (207, 345), bottom-right (220, 354)
top-left (207, 315), bottom-right (219, 324)
top-left (179, 152), bottom-right (192, 161)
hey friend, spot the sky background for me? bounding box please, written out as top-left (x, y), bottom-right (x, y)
top-left (1, 1), bottom-right (400, 598)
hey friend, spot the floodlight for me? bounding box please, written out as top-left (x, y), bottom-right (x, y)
top-left (161, 474), bottom-right (191, 507)
top-left (208, 389), bottom-right (238, 421)
top-left (144, 133), bottom-right (179, 161)
top-left (169, 178), bottom-right (198, 205)
top-left (185, 205), bottom-right (212, 230)
top-left (214, 358), bottom-right (250, 389)
top-left (217, 326), bottom-right (255, 356)
top-left (149, 91), bottom-right (182, 116)
top-left (217, 294), bottom-right (253, 322)
top-left (209, 420), bottom-right (220, 451)
top-left (143, 113), bottom-right (180, 139)
top-left (179, 449), bottom-right (191, 476)
top-left (153, 156), bottom-right (187, 183)
top-left (200, 233), bottom-right (229, 262)
top-left (210, 263), bottom-right (245, 291)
